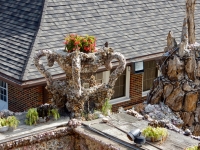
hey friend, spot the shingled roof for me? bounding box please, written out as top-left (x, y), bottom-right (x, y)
top-left (0, 0), bottom-right (199, 87)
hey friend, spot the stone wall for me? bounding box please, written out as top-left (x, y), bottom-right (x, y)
top-left (0, 127), bottom-right (119, 150)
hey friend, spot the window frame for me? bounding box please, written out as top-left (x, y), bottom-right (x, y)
top-left (0, 81), bottom-right (8, 102)
top-left (109, 66), bottom-right (130, 104)
top-left (142, 60), bottom-right (158, 97)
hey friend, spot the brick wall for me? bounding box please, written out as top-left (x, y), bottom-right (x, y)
top-left (8, 84), bottom-right (43, 112)
top-left (112, 72), bottom-right (146, 112)
top-left (7, 70), bottom-right (146, 112)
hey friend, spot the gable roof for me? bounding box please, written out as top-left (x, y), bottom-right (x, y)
top-left (0, 0), bottom-right (199, 87)
top-left (0, 0), bottom-right (44, 80)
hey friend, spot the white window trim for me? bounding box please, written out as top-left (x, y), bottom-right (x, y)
top-left (110, 66), bottom-right (130, 105)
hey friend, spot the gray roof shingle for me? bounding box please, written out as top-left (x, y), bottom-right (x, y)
top-left (0, 0), bottom-right (200, 82)
top-left (0, 0), bottom-right (44, 80)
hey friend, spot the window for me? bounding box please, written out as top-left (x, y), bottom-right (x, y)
top-left (95, 72), bottom-right (103, 84)
top-left (111, 70), bottom-right (126, 99)
top-left (110, 66), bottom-right (130, 104)
top-left (0, 80), bottom-right (7, 102)
top-left (91, 67), bottom-right (130, 104)
top-left (143, 60), bottom-right (157, 92)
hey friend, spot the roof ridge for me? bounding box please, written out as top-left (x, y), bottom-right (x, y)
top-left (21, 0), bottom-right (48, 81)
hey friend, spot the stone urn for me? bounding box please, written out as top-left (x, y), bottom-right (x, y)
top-left (34, 47), bottom-right (126, 118)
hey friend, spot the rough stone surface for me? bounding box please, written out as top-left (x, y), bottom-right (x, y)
top-left (165, 86), bottom-right (184, 111)
top-left (163, 83), bottom-right (173, 99)
top-left (180, 111), bottom-right (194, 127)
top-left (34, 47), bottom-right (126, 118)
top-left (148, 0), bottom-right (200, 135)
top-left (183, 92), bottom-right (198, 112)
top-left (167, 55), bottom-right (184, 81)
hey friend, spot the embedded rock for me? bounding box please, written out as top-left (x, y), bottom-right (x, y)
top-left (196, 61), bottom-right (200, 77)
top-left (150, 88), bottom-right (163, 104)
top-left (180, 112), bottom-right (194, 127)
top-left (185, 55), bottom-right (196, 81)
top-left (183, 92), bottom-right (198, 112)
top-left (163, 83), bottom-right (173, 99)
top-left (165, 86), bottom-right (184, 111)
top-left (193, 124), bottom-right (200, 136)
top-left (183, 82), bottom-right (193, 92)
top-left (167, 55), bottom-right (184, 81)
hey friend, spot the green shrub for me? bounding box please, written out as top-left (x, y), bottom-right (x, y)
top-left (142, 126), bottom-right (168, 142)
top-left (102, 98), bottom-right (112, 116)
top-left (50, 108), bottom-right (60, 120)
top-left (7, 116), bottom-right (20, 129)
top-left (25, 108), bottom-right (39, 125)
top-left (0, 118), bottom-right (8, 127)
top-left (186, 146), bottom-right (200, 150)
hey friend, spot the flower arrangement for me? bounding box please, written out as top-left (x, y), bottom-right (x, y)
top-left (142, 126), bottom-right (168, 142)
top-left (64, 33), bottom-right (96, 53)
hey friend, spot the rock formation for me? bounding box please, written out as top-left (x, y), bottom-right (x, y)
top-left (34, 47), bottom-right (126, 118)
top-left (147, 0), bottom-right (200, 135)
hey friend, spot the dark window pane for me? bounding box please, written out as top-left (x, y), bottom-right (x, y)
top-left (4, 89), bottom-right (6, 95)
top-left (111, 69), bottom-right (126, 99)
top-left (0, 95), bottom-right (3, 100)
top-left (120, 75), bottom-right (125, 85)
top-left (143, 60), bottom-right (157, 91)
top-left (4, 96), bottom-right (6, 102)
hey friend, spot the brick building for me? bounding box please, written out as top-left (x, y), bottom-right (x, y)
top-left (0, 0), bottom-right (199, 112)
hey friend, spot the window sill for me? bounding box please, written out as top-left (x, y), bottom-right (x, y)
top-left (110, 96), bottom-right (130, 105)
top-left (142, 90), bottom-right (150, 97)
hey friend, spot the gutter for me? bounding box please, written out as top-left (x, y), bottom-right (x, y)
top-left (0, 51), bottom-right (164, 89)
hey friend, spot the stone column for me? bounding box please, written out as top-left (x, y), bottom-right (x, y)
top-left (186, 0), bottom-right (196, 44)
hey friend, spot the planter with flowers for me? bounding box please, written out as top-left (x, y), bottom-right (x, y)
top-left (64, 34), bottom-right (97, 53)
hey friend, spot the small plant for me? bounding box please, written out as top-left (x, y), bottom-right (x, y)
top-left (102, 98), bottom-right (112, 116)
top-left (6, 116), bottom-right (20, 129)
top-left (142, 126), bottom-right (168, 142)
top-left (50, 108), bottom-right (60, 120)
top-left (186, 145), bottom-right (200, 150)
top-left (64, 33), bottom-right (96, 53)
top-left (0, 118), bottom-right (8, 127)
top-left (25, 108), bottom-right (39, 125)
